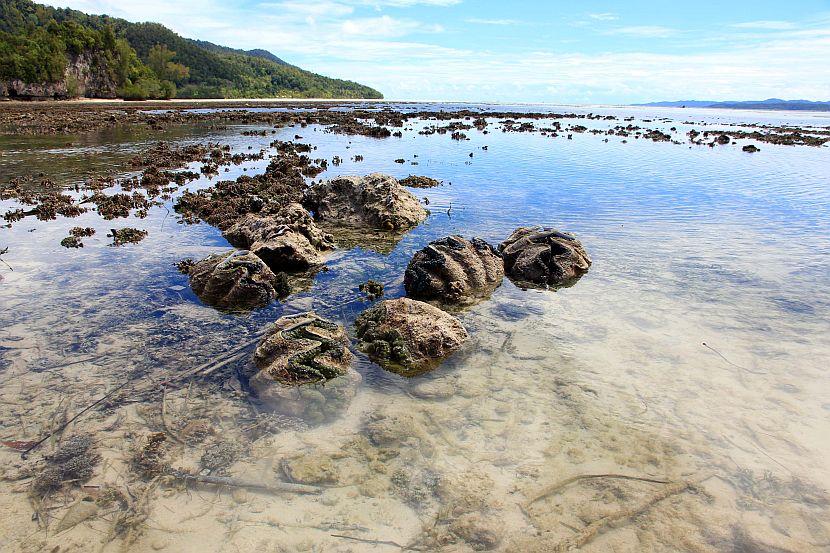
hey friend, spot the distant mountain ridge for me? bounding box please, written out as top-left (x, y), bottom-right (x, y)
top-left (0, 0), bottom-right (382, 100)
top-left (635, 99), bottom-right (830, 111)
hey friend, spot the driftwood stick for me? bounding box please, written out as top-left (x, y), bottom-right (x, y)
top-left (169, 470), bottom-right (321, 495)
top-left (551, 478), bottom-right (696, 552)
top-left (330, 534), bottom-right (405, 548)
top-left (525, 473), bottom-right (672, 507)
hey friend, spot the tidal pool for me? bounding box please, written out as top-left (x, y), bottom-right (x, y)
top-left (1, 104), bottom-right (829, 552)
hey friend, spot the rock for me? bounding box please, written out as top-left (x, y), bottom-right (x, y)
top-left (1, 51), bottom-right (118, 100)
top-left (742, 144), bottom-right (760, 153)
top-left (354, 298), bottom-right (468, 376)
top-left (223, 203), bottom-right (334, 271)
top-left (450, 512), bottom-right (502, 551)
top-left (304, 173), bottom-right (427, 231)
top-left (399, 175), bottom-right (441, 188)
top-left (499, 227), bottom-right (591, 289)
top-left (281, 454), bottom-right (340, 484)
top-left (54, 497), bottom-right (99, 533)
top-left (252, 312), bottom-right (353, 385)
top-left (188, 250), bottom-right (283, 310)
top-left (716, 134), bottom-right (731, 145)
top-left (404, 236), bottom-right (504, 307)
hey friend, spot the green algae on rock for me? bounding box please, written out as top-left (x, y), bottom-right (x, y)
top-left (355, 298), bottom-right (468, 376)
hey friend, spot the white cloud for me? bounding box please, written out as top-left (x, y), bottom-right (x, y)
top-left (588, 13), bottom-right (618, 21)
top-left (465, 18), bottom-right (520, 26)
top-left (341, 15), bottom-right (443, 37)
top-left (608, 26), bottom-right (677, 38)
top-left (731, 20), bottom-right (796, 30)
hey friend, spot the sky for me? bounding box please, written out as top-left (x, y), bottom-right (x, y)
top-left (48, 0), bottom-right (830, 104)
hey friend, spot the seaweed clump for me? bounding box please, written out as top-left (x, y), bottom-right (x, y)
top-left (359, 279), bottom-right (384, 300)
top-left (130, 432), bottom-right (168, 479)
top-left (31, 434), bottom-right (100, 497)
top-left (108, 227), bottom-right (148, 246)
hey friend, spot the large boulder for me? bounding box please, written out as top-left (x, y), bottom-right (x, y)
top-left (355, 298), bottom-right (468, 376)
top-left (252, 312), bottom-right (353, 385)
top-left (304, 173), bottom-right (427, 231)
top-left (499, 227), bottom-right (591, 289)
top-left (404, 236), bottom-right (504, 307)
top-left (188, 250), bottom-right (283, 310)
top-left (223, 203), bottom-right (334, 271)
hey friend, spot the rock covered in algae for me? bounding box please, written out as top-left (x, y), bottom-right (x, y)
top-left (499, 226), bottom-right (591, 289)
top-left (223, 203), bottom-right (334, 270)
top-left (404, 235), bottom-right (504, 307)
top-left (187, 250), bottom-right (284, 310)
top-left (354, 298), bottom-right (468, 376)
top-left (304, 173), bottom-right (428, 231)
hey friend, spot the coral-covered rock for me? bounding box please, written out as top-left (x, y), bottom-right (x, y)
top-left (188, 250), bottom-right (282, 310)
top-left (304, 173), bottom-right (427, 231)
top-left (499, 227), bottom-right (591, 289)
top-left (355, 298), bottom-right (468, 376)
top-left (404, 235), bottom-right (504, 307)
top-left (223, 203), bottom-right (334, 270)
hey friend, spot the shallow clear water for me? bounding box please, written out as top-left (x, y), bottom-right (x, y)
top-left (1, 105), bottom-right (829, 552)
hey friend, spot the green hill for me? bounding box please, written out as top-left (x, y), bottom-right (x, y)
top-left (0, 0), bottom-right (382, 100)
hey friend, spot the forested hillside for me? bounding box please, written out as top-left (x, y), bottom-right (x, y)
top-left (0, 0), bottom-right (382, 100)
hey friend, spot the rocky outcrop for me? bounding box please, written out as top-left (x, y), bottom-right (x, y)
top-left (499, 227), bottom-right (591, 289)
top-left (223, 203), bottom-right (334, 271)
top-left (304, 173), bottom-right (427, 231)
top-left (253, 312), bottom-right (353, 385)
top-left (1, 51), bottom-right (117, 101)
top-left (187, 250), bottom-right (284, 310)
top-left (404, 236), bottom-right (504, 307)
top-left (355, 298), bottom-right (468, 376)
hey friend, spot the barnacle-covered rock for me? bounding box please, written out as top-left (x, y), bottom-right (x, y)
top-left (304, 173), bottom-right (427, 231)
top-left (355, 298), bottom-right (468, 376)
top-left (499, 227), bottom-right (591, 289)
top-left (188, 250), bottom-right (283, 310)
top-left (404, 235), bottom-right (504, 307)
top-left (223, 203), bottom-right (334, 271)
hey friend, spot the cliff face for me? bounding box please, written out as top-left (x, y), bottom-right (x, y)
top-left (1, 51), bottom-right (118, 100)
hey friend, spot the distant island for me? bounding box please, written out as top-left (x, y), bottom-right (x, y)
top-left (635, 99), bottom-right (830, 111)
top-left (0, 0), bottom-right (382, 101)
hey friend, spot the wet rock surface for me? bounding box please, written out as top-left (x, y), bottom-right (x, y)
top-left (499, 227), bottom-right (591, 289)
top-left (252, 312), bottom-right (353, 385)
top-left (355, 298), bottom-right (468, 376)
top-left (404, 235), bottom-right (504, 307)
top-left (223, 203), bottom-right (335, 271)
top-left (187, 250), bottom-right (283, 310)
top-left (304, 173), bottom-right (428, 231)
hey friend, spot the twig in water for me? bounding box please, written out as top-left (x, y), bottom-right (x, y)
top-left (525, 473), bottom-right (672, 508)
top-left (21, 380), bottom-right (132, 459)
top-left (702, 342), bottom-right (766, 375)
top-left (550, 477), bottom-right (700, 552)
top-left (330, 534), bottom-right (405, 548)
top-left (0, 246), bottom-right (12, 271)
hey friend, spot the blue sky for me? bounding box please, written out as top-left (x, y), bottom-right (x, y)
top-left (50, 0), bottom-right (830, 103)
